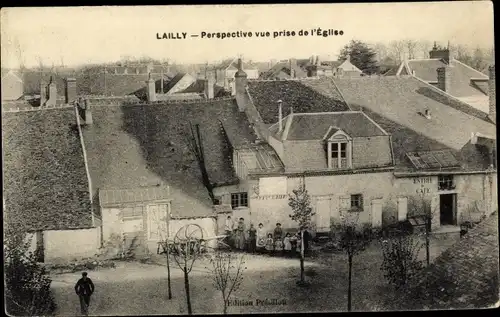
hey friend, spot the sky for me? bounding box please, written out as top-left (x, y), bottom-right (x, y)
top-left (0, 2), bottom-right (494, 68)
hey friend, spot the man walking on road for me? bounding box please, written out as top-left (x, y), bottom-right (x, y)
top-left (75, 272), bottom-right (95, 316)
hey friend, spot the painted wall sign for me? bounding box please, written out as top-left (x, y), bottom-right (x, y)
top-left (413, 177), bottom-right (433, 195)
top-left (255, 194), bottom-right (288, 200)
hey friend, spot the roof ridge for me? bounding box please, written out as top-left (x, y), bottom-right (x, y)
top-left (329, 76), bottom-right (352, 110)
top-left (73, 105), bottom-right (95, 226)
top-left (410, 76), bottom-right (492, 123)
top-left (453, 59), bottom-right (489, 78)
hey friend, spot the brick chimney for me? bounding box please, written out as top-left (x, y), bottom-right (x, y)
top-left (437, 66), bottom-right (452, 93)
top-left (40, 80), bottom-right (48, 106)
top-left (307, 65), bottom-right (318, 77)
top-left (46, 76), bottom-right (57, 107)
top-left (65, 77), bottom-right (77, 104)
top-left (77, 98), bottom-right (93, 125)
top-left (146, 73), bottom-right (157, 102)
top-left (204, 70), bottom-right (215, 99)
top-left (234, 58), bottom-right (248, 112)
top-left (429, 42), bottom-right (452, 64)
top-left (489, 65), bottom-right (496, 124)
top-left (289, 58), bottom-right (297, 78)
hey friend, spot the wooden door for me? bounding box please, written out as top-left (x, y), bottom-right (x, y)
top-left (315, 196), bottom-right (332, 233)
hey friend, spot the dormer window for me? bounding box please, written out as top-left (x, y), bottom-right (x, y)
top-left (325, 127), bottom-right (352, 169)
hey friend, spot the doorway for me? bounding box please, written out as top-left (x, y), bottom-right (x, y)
top-left (440, 194), bottom-right (457, 226)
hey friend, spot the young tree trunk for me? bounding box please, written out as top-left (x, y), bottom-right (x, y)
top-left (184, 265), bottom-right (192, 315)
top-left (348, 255), bottom-right (353, 312)
top-left (166, 251), bottom-right (172, 299)
top-left (300, 230), bottom-right (305, 283)
top-left (425, 218), bottom-right (430, 266)
top-left (223, 303), bottom-right (228, 315)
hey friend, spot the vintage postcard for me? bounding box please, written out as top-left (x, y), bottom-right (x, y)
top-left (2, 2), bottom-right (498, 315)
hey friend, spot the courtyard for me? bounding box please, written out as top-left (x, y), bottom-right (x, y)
top-left (50, 233), bottom-right (458, 315)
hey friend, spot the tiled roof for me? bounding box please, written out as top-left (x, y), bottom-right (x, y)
top-left (391, 212), bottom-right (499, 310)
top-left (215, 58), bottom-right (255, 70)
top-left (246, 78), bottom-right (350, 124)
top-left (2, 108), bottom-right (93, 231)
top-left (79, 71), bottom-right (164, 96)
top-left (407, 59), bottom-right (488, 97)
top-left (22, 71), bottom-right (75, 96)
top-left (81, 99), bottom-right (258, 218)
top-left (333, 77), bottom-right (496, 172)
top-left (274, 112), bottom-right (387, 140)
top-left (260, 61), bottom-right (307, 80)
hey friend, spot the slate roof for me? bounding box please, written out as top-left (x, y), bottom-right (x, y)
top-left (216, 58), bottom-right (255, 70)
top-left (246, 78), bottom-right (350, 124)
top-left (391, 212), bottom-right (499, 310)
top-left (78, 71), bottom-right (164, 96)
top-left (271, 112), bottom-right (388, 141)
top-left (390, 59), bottom-right (489, 99)
top-left (81, 99), bottom-right (258, 218)
top-left (2, 108), bottom-right (93, 231)
top-left (22, 71), bottom-right (74, 96)
top-left (332, 76), bottom-right (496, 172)
top-left (260, 61), bottom-right (308, 79)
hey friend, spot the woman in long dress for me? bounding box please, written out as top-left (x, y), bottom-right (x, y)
top-left (256, 223), bottom-right (266, 252)
top-left (236, 218), bottom-right (246, 250)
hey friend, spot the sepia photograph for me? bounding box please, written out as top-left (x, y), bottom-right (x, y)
top-left (1, 2), bottom-right (498, 315)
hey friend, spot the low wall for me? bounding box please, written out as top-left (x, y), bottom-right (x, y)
top-left (44, 228), bottom-right (100, 262)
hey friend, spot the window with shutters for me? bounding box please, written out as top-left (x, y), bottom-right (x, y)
top-left (350, 194), bottom-right (363, 212)
top-left (231, 192), bottom-right (248, 209)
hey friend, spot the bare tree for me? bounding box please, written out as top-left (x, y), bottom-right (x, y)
top-left (380, 230), bottom-right (424, 289)
top-left (389, 40), bottom-right (406, 63)
top-left (36, 55), bottom-right (44, 71)
top-left (416, 40), bottom-right (432, 59)
top-left (172, 224), bottom-right (205, 315)
top-left (208, 251), bottom-right (246, 314)
top-left (288, 181), bottom-right (315, 285)
top-left (404, 39), bottom-right (418, 60)
top-left (407, 196), bottom-right (435, 266)
top-left (450, 44), bottom-right (473, 65)
top-left (152, 202), bottom-right (173, 300)
top-left (332, 212), bottom-right (372, 311)
top-left (13, 38), bottom-right (25, 70)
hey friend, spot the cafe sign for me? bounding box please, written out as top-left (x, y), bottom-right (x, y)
top-left (413, 177), bottom-right (434, 195)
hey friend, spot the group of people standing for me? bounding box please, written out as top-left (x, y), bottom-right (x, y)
top-left (224, 216), bottom-right (311, 256)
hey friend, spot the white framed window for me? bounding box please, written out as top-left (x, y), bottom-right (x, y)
top-left (438, 175), bottom-right (455, 191)
top-left (329, 141), bottom-right (351, 169)
top-left (326, 130), bottom-right (352, 169)
top-left (231, 192), bottom-right (248, 209)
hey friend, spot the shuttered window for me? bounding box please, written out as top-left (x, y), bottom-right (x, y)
top-left (350, 194), bottom-right (364, 211)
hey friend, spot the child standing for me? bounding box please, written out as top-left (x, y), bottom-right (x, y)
top-left (283, 232), bottom-right (292, 257)
top-left (265, 233), bottom-right (274, 255)
top-left (274, 235), bottom-right (284, 255)
top-left (295, 233), bottom-right (302, 257)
